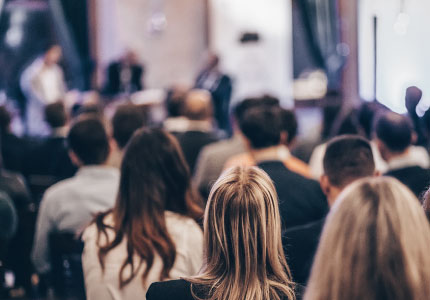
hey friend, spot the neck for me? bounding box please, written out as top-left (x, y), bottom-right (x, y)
top-left (384, 148), bottom-right (410, 163)
top-left (251, 145), bottom-right (289, 163)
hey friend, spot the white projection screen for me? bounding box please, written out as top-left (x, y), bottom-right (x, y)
top-left (359, 0), bottom-right (430, 114)
top-left (208, 0), bottom-right (294, 107)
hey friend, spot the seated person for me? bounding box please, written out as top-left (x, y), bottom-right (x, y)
top-left (147, 166), bottom-right (296, 300)
top-left (0, 106), bottom-right (27, 173)
top-left (109, 104), bottom-right (146, 168)
top-left (237, 105), bottom-right (328, 229)
top-left (224, 105), bottom-right (311, 178)
top-left (24, 102), bottom-right (77, 202)
top-left (284, 135), bottom-right (377, 285)
top-left (176, 89), bottom-right (220, 173)
top-left (32, 117), bottom-right (120, 276)
top-left (82, 128), bottom-right (203, 300)
top-left (375, 111), bottom-right (430, 198)
top-left (163, 85), bottom-right (190, 134)
top-left (304, 177), bottom-right (430, 300)
top-left (102, 50), bottom-right (144, 96)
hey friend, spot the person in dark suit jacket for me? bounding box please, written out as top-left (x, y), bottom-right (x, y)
top-left (195, 54), bottom-right (232, 133)
top-left (23, 102), bottom-right (76, 203)
top-left (0, 106), bottom-right (28, 173)
top-left (375, 111), bottom-right (430, 199)
top-left (176, 89), bottom-right (220, 173)
top-left (147, 167), bottom-right (296, 300)
top-left (102, 50), bottom-right (144, 96)
top-left (239, 105), bottom-right (328, 230)
top-left (284, 135), bottom-right (377, 286)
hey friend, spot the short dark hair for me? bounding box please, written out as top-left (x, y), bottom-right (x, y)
top-left (67, 117), bottom-right (110, 165)
top-left (323, 135), bottom-right (375, 188)
top-left (112, 104), bottom-right (145, 149)
top-left (0, 106), bottom-right (11, 132)
top-left (375, 111), bottom-right (413, 152)
top-left (45, 102), bottom-right (67, 128)
top-left (280, 109), bottom-right (298, 145)
top-left (239, 106), bottom-right (283, 149)
top-left (233, 96), bottom-right (280, 124)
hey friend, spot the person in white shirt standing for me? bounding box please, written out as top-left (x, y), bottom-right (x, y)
top-left (20, 45), bottom-right (67, 136)
top-left (32, 117), bottom-right (120, 276)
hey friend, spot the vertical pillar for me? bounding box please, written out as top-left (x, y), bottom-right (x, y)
top-left (338, 0), bottom-right (360, 107)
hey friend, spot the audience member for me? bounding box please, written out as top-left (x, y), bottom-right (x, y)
top-left (163, 85), bottom-right (190, 133)
top-left (146, 167), bottom-right (295, 300)
top-left (405, 86), bottom-right (429, 147)
top-left (176, 89), bottom-right (220, 173)
top-left (193, 98), bottom-right (261, 198)
top-left (225, 105), bottom-right (311, 178)
top-left (32, 117), bottom-right (119, 276)
top-left (109, 104), bottom-right (146, 167)
top-left (375, 111), bottom-right (430, 198)
top-left (82, 128), bottom-right (203, 300)
top-left (0, 149), bottom-right (34, 294)
top-left (195, 53), bottom-right (232, 133)
top-left (304, 177), bottom-right (430, 300)
top-left (0, 106), bottom-right (27, 173)
top-left (284, 135), bottom-right (376, 285)
top-left (238, 105), bottom-right (328, 229)
top-left (308, 104), bottom-right (388, 178)
top-left (24, 102), bottom-right (77, 202)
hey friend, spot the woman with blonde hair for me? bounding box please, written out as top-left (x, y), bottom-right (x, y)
top-left (304, 177), bottom-right (430, 300)
top-left (146, 166), bottom-right (296, 300)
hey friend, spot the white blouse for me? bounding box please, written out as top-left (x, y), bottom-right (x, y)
top-left (82, 211), bottom-right (203, 300)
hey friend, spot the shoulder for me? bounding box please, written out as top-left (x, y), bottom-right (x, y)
top-left (165, 212), bottom-right (202, 240)
top-left (146, 279), bottom-right (193, 300)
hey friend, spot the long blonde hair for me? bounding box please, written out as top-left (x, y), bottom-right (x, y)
top-left (304, 177), bottom-right (430, 300)
top-left (188, 166), bottom-right (295, 300)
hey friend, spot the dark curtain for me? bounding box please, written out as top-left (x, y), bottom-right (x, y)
top-left (55, 0), bottom-right (92, 90)
top-left (48, 0), bottom-right (89, 90)
top-left (297, 0), bottom-right (344, 90)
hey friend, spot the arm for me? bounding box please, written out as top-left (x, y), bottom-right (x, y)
top-left (82, 224), bottom-right (114, 300)
top-left (31, 192), bottom-right (55, 274)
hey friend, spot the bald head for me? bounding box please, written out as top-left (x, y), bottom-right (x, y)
top-left (184, 89), bottom-right (213, 121)
top-left (375, 111), bottom-right (413, 153)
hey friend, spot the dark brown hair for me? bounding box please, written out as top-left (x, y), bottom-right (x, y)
top-left (94, 127), bottom-right (203, 288)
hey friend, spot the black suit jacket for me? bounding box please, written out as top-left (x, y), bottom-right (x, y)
top-left (176, 131), bottom-right (219, 174)
top-left (103, 62), bottom-right (144, 95)
top-left (283, 218), bottom-right (325, 286)
top-left (147, 279), bottom-right (295, 300)
top-left (384, 166), bottom-right (430, 199)
top-left (257, 161), bottom-right (328, 229)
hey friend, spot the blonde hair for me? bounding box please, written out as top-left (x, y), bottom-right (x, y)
top-left (188, 166), bottom-right (295, 300)
top-left (304, 177), bottom-right (430, 300)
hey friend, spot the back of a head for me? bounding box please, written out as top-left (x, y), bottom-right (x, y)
top-left (305, 177), bottom-right (430, 300)
top-left (192, 166), bottom-right (294, 300)
top-left (112, 104), bottom-right (145, 149)
top-left (98, 128), bottom-right (202, 287)
top-left (67, 117), bottom-right (109, 165)
top-left (184, 89), bottom-right (213, 121)
top-left (405, 86), bottom-right (422, 113)
top-left (240, 106), bottom-right (283, 149)
top-left (375, 111), bottom-right (413, 153)
top-left (166, 85), bottom-right (189, 117)
top-left (45, 101), bottom-right (67, 129)
top-left (323, 135), bottom-right (375, 188)
top-left (0, 106), bottom-right (11, 133)
top-left (280, 109), bottom-right (298, 145)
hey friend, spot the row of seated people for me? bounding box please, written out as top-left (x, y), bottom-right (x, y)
top-left (1, 88), bottom-right (430, 299)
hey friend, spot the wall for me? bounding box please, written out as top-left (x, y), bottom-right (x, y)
top-left (94, 0), bottom-right (207, 89)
